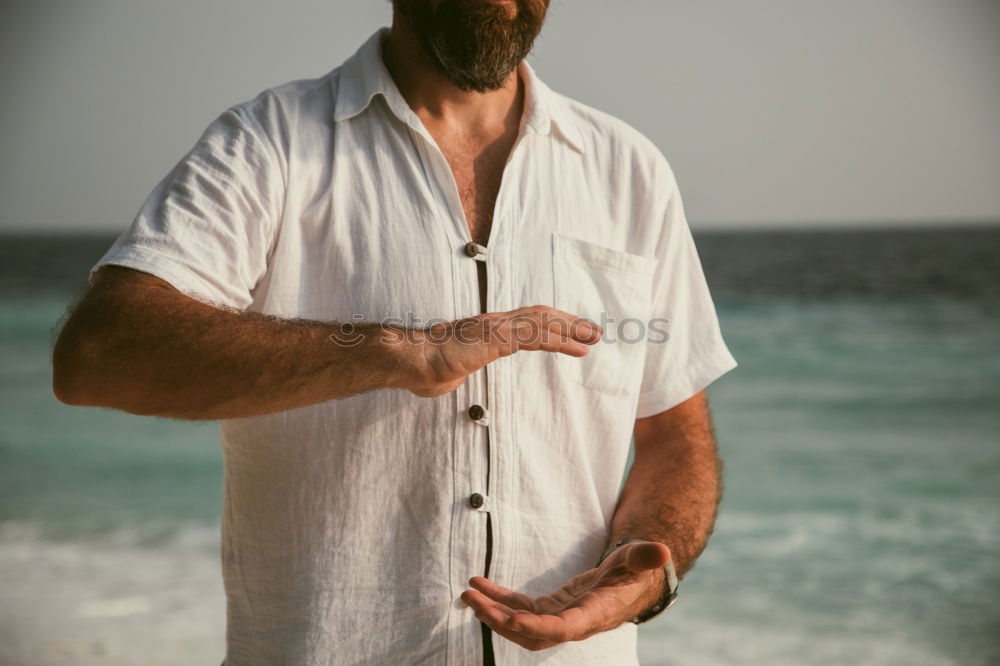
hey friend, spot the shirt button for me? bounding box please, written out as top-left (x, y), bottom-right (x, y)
top-left (464, 241), bottom-right (483, 258)
top-left (468, 404), bottom-right (486, 421)
top-left (468, 493), bottom-right (484, 509)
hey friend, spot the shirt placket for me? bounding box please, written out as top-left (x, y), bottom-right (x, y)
top-left (405, 117), bottom-right (536, 664)
top-left (400, 126), bottom-right (490, 665)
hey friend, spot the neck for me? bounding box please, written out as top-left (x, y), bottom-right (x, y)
top-left (383, 14), bottom-right (524, 137)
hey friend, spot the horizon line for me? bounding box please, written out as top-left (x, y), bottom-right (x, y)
top-left (1, 218), bottom-right (998, 236)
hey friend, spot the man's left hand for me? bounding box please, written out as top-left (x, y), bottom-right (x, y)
top-left (459, 541), bottom-right (671, 652)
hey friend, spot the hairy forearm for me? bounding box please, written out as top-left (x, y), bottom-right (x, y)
top-left (52, 268), bottom-right (404, 420)
top-left (611, 393), bottom-right (723, 580)
top-left (53, 269), bottom-right (601, 421)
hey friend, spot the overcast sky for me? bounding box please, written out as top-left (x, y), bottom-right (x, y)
top-left (2, 0), bottom-right (998, 232)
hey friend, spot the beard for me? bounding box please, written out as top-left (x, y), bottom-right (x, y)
top-left (393, 0), bottom-right (550, 92)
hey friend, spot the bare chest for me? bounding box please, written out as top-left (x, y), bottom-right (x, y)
top-left (437, 137), bottom-right (515, 247)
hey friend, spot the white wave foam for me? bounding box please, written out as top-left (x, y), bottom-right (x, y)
top-left (0, 523), bottom-right (225, 666)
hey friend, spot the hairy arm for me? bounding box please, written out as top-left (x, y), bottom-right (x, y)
top-left (52, 266), bottom-right (599, 420)
top-left (52, 266), bottom-right (406, 419)
top-left (611, 390), bottom-right (725, 607)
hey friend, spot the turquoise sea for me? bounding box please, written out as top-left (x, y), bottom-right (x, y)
top-left (1, 229), bottom-right (998, 665)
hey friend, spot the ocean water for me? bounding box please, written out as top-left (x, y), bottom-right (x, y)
top-left (1, 229), bottom-right (998, 665)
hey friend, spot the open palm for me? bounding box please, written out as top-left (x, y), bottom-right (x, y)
top-left (460, 541), bottom-right (671, 652)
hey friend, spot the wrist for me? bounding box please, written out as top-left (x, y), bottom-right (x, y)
top-left (638, 566), bottom-right (667, 616)
top-left (372, 324), bottom-right (420, 391)
top-left (324, 320), bottom-right (416, 393)
top-left (598, 538), bottom-right (679, 625)
top-left (635, 555), bottom-right (678, 623)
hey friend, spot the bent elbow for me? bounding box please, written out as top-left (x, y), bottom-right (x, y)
top-left (52, 365), bottom-right (90, 407)
top-left (51, 326), bottom-right (107, 407)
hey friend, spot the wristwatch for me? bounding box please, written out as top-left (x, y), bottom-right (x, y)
top-left (597, 538), bottom-right (679, 624)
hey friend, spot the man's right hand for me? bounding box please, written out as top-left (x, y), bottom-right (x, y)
top-left (53, 267), bottom-right (602, 419)
top-left (388, 305), bottom-right (603, 398)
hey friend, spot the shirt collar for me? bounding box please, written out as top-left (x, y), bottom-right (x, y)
top-left (333, 27), bottom-right (585, 154)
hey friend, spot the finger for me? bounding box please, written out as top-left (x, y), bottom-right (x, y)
top-left (510, 325), bottom-right (590, 357)
top-left (462, 591), bottom-right (517, 632)
top-left (461, 590), bottom-right (555, 651)
top-left (502, 306), bottom-right (604, 344)
top-left (483, 308), bottom-right (601, 357)
top-left (477, 611), bottom-right (557, 652)
top-left (539, 308), bottom-right (603, 344)
top-left (624, 541), bottom-right (671, 573)
top-left (511, 607), bottom-right (594, 643)
top-left (460, 589), bottom-right (519, 619)
top-left (468, 577), bottom-right (535, 610)
top-left (478, 317), bottom-right (587, 359)
top-left (463, 589), bottom-right (576, 650)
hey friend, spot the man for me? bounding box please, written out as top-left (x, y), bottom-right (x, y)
top-left (52, 1), bottom-right (737, 663)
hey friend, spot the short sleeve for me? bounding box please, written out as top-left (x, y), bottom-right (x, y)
top-left (635, 158), bottom-right (737, 419)
top-left (90, 104), bottom-right (284, 310)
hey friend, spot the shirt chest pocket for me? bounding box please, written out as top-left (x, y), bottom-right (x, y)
top-left (552, 232), bottom-right (657, 397)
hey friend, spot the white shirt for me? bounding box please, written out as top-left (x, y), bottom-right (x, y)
top-left (92, 27), bottom-right (737, 666)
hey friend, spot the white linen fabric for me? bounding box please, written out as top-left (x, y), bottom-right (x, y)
top-left (91, 27), bottom-right (737, 666)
